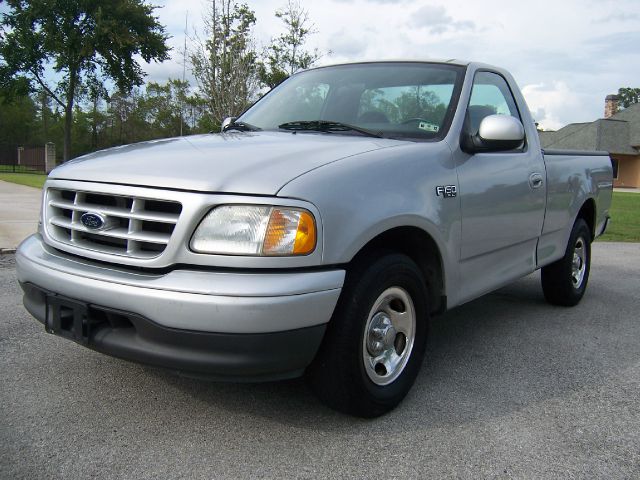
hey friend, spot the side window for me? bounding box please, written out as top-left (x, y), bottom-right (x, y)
top-left (467, 71), bottom-right (522, 134)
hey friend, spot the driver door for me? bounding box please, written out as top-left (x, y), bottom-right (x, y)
top-left (456, 71), bottom-right (546, 302)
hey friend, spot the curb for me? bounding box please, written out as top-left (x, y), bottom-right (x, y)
top-left (0, 248), bottom-right (17, 255)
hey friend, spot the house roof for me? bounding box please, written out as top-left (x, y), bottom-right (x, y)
top-left (539, 102), bottom-right (640, 155)
top-left (610, 101), bottom-right (640, 147)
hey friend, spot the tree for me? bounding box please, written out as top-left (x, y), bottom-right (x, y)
top-left (258, 0), bottom-right (322, 89)
top-left (36, 88), bottom-right (52, 142)
top-left (140, 79), bottom-right (192, 138)
top-left (617, 88), bottom-right (640, 109)
top-left (84, 77), bottom-right (109, 150)
top-left (0, 0), bottom-right (170, 160)
top-left (107, 88), bottom-right (145, 146)
top-left (191, 1), bottom-right (259, 127)
top-left (0, 90), bottom-right (40, 145)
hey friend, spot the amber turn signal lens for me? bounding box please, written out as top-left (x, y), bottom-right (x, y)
top-left (263, 208), bottom-right (316, 255)
top-left (293, 211), bottom-right (316, 255)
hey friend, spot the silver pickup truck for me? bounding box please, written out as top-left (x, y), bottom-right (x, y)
top-left (16, 60), bottom-right (613, 417)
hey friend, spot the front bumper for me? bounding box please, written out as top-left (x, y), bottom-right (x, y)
top-left (16, 235), bottom-right (345, 379)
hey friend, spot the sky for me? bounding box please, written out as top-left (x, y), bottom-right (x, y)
top-left (0, 0), bottom-right (637, 130)
top-left (149, 0), bottom-right (640, 131)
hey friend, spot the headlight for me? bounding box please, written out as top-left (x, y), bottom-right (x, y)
top-left (190, 205), bottom-right (317, 256)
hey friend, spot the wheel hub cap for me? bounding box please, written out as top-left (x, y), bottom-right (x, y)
top-left (366, 313), bottom-right (398, 356)
top-left (571, 237), bottom-right (586, 287)
top-left (362, 287), bottom-right (416, 386)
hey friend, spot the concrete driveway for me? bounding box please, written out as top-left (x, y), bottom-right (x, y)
top-left (0, 180), bottom-right (41, 251)
top-left (1, 242), bottom-right (639, 479)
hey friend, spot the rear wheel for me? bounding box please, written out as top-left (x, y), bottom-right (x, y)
top-left (541, 218), bottom-right (591, 306)
top-left (307, 252), bottom-right (429, 417)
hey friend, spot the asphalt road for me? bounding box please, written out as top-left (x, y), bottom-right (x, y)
top-left (1, 243), bottom-right (639, 479)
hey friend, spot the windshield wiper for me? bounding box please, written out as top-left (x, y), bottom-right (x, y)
top-left (223, 120), bottom-right (262, 132)
top-left (278, 120), bottom-right (384, 138)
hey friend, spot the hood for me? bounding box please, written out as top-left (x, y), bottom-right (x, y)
top-left (50, 132), bottom-right (403, 195)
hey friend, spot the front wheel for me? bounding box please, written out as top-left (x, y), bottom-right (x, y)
top-left (541, 218), bottom-right (591, 306)
top-left (307, 252), bottom-right (429, 417)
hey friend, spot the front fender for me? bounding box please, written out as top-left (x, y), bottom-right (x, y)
top-left (278, 140), bottom-right (462, 303)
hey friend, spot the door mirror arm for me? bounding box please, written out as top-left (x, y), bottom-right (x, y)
top-left (221, 117), bottom-right (237, 133)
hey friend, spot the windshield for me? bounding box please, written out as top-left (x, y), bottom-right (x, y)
top-left (238, 62), bottom-right (465, 141)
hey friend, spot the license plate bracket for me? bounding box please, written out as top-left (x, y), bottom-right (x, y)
top-left (45, 295), bottom-right (92, 344)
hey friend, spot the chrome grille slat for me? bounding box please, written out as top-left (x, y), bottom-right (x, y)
top-left (49, 217), bottom-right (171, 244)
top-left (48, 200), bottom-right (180, 223)
top-left (72, 239), bottom-right (160, 259)
top-left (46, 188), bottom-right (182, 259)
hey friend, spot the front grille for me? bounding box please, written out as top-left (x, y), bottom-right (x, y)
top-left (46, 188), bottom-right (182, 259)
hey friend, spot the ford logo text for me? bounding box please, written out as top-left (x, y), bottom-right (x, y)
top-left (80, 212), bottom-right (107, 230)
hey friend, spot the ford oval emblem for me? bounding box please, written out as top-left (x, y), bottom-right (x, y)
top-left (80, 212), bottom-right (106, 230)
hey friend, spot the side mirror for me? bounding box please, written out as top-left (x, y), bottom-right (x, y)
top-left (461, 114), bottom-right (525, 153)
top-left (221, 117), bottom-right (237, 132)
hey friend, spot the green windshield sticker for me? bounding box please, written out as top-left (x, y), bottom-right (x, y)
top-left (418, 122), bottom-right (439, 132)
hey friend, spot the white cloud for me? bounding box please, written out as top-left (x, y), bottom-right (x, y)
top-left (333, 0), bottom-right (408, 3)
top-left (521, 82), bottom-right (586, 131)
top-left (144, 0), bottom-right (640, 129)
top-left (326, 29), bottom-right (369, 58)
top-left (407, 5), bottom-right (475, 34)
top-left (593, 12), bottom-right (640, 23)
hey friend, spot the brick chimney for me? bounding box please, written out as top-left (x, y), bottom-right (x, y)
top-left (605, 94), bottom-right (619, 118)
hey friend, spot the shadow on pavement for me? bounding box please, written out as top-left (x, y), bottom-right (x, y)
top-left (132, 269), bottom-right (635, 433)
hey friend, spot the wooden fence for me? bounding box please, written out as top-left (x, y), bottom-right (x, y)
top-left (0, 144), bottom-right (55, 173)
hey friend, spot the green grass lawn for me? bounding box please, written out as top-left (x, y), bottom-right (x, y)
top-left (599, 192), bottom-right (640, 242)
top-left (0, 165), bottom-right (44, 173)
top-left (0, 172), bottom-right (47, 189)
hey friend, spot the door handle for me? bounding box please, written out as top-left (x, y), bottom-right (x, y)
top-left (529, 173), bottom-right (544, 189)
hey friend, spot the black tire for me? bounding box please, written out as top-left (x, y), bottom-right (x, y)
top-left (541, 218), bottom-right (591, 306)
top-left (306, 251), bottom-right (429, 418)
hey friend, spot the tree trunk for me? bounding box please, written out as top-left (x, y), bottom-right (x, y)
top-left (63, 102), bottom-right (73, 161)
top-left (91, 96), bottom-right (98, 149)
top-left (62, 70), bottom-right (78, 162)
top-left (41, 92), bottom-right (49, 141)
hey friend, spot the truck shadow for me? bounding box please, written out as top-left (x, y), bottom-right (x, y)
top-left (140, 268), bottom-right (635, 433)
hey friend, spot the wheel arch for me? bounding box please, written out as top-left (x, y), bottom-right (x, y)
top-left (347, 225), bottom-right (447, 315)
top-left (576, 197), bottom-right (596, 240)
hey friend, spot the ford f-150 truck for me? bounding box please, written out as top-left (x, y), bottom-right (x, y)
top-left (16, 60), bottom-right (613, 417)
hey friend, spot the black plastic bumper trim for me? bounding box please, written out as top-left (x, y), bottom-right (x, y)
top-left (21, 282), bottom-right (327, 382)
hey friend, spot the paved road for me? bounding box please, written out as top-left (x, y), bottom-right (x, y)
top-left (1, 243), bottom-right (639, 479)
top-left (0, 181), bottom-right (40, 251)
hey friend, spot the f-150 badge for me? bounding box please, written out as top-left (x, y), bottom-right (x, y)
top-left (436, 185), bottom-right (457, 198)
